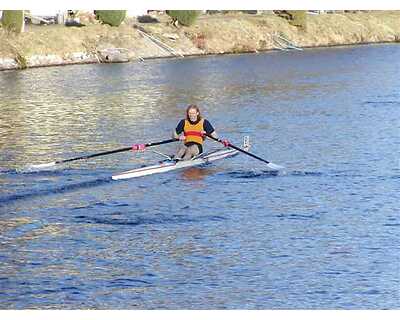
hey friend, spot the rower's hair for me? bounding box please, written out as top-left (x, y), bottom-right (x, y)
top-left (186, 104), bottom-right (202, 121)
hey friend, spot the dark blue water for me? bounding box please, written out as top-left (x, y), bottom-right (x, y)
top-left (0, 44), bottom-right (399, 309)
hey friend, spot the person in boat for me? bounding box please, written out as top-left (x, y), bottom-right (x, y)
top-left (172, 104), bottom-right (229, 161)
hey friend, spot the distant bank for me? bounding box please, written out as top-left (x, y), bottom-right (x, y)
top-left (0, 11), bottom-right (399, 71)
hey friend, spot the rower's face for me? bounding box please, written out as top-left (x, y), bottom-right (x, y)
top-left (188, 109), bottom-right (199, 122)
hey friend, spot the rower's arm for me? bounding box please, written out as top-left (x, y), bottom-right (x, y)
top-left (203, 120), bottom-right (218, 140)
top-left (174, 120), bottom-right (185, 140)
top-left (173, 130), bottom-right (180, 139)
top-left (208, 131), bottom-right (219, 139)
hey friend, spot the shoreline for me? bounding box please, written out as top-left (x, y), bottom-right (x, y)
top-left (1, 41), bottom-right (398, 72)
top-left (1, 11), bottom-right (399, 71)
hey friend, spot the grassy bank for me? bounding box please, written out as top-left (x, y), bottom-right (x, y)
top-left (0, 11), bottom-right (399, 70)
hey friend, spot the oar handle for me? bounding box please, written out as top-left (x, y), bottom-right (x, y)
top-left (205, 133), bottom-right (229, 146)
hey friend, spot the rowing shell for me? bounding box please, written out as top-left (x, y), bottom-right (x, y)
top-left (112, 137), bottom-right (250, 180)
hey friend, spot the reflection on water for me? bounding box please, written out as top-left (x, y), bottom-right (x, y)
top-left (0, 44), bottom-right (399, 309)
top-left (180, 167), bottom-right (216, 182)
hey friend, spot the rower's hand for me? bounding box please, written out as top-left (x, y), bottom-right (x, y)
top-left (221, 139), bottom-right (230, 147)
top-left (178, 135), bottom-right (186, 141)
top-left (132, 144), bottom-right (146, 152)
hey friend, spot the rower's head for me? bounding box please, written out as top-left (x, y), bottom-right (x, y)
top-left (186, 104), bottom-right (201, 123)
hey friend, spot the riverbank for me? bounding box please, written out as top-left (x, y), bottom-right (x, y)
top-left (1, 11), bottom-right (399, 71)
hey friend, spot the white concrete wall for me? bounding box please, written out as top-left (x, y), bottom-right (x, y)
top-left (29, 10), bottom-right (59, 17)
top-left (127, 9), bottom-right (148, 17)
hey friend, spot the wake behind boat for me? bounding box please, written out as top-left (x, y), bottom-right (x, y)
top-left (111, 136), bottom-right (250, 180)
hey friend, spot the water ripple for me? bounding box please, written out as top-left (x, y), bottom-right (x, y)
top-left (0, 177), bottom-right (112, 205)
top-left (74, 213), bottom-right (227, 226)
top-left (0, 44), bottom-right (399, 309)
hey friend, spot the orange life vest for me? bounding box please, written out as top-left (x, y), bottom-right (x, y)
top-left (184, 119), bottom-right (204, 145)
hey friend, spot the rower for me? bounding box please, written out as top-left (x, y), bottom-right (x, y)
top-left (172, 104), bottom-right (229, 161)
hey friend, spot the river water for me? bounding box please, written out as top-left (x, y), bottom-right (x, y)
top-left (0, 44), bottom-right (399, 309)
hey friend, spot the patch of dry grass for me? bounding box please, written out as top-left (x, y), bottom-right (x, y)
top-left (0, 23), bottom-right (140, 59)
top-left (0, 11), bottom-right (399, 64)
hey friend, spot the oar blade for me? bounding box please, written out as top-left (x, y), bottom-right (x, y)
top-left (27, 162), bottom-right (57, 170)
top-left (266, 162), bottom-right (285, 171)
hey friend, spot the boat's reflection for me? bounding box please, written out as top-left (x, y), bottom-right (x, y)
top-left (181, 167), bottom-right (216, 181)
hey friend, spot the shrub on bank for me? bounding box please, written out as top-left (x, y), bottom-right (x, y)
top-left (1, 10), bottom-right (24, 33)
top-left (137, 15), bottom-right (159, 23)
top-left (287, 10), bottom-right (307, 30)
top-left (94, 10), bottom-right (126, 27)
top-left (166, 10), bottom-right (201, 26)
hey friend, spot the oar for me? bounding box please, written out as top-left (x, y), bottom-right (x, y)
top-left (206, 134), bottom-right (284, 170)
top-left (28, 138), bottom-right (178, 170)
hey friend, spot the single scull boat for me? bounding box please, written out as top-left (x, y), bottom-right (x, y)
top-left (26, 135), bottom-right (284, 177)
top-left (111, 136), bottom-right (250, 180)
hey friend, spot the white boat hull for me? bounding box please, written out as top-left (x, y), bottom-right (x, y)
top-left (112, 147), bottom-right (238, 180)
